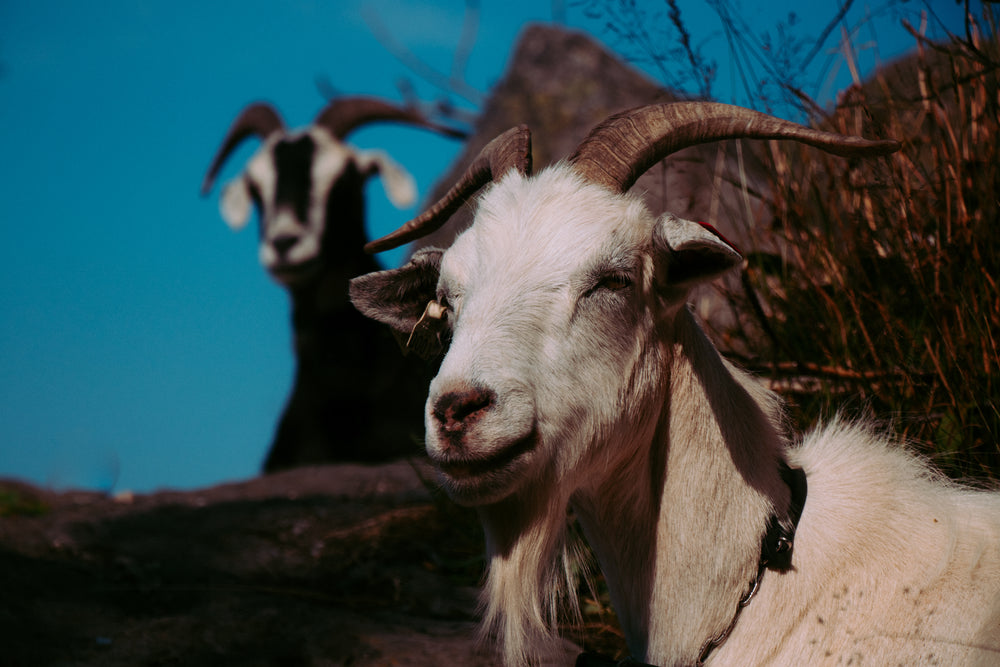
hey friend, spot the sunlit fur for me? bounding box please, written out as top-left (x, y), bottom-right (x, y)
top-left (358, 163), bottom-right (1000, 665)
top-left (423, 168), bottom-right (661, 665)
top-left (715, 419), bottom-right (1000, 665)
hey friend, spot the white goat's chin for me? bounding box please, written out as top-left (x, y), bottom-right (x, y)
top-left (431, 433), bottom-right (538, 506)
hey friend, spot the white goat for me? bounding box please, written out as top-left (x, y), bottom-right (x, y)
top-left (202, 97), bottom-right (461, 471)
top-left (350, 102), bottom-right (1000, 666)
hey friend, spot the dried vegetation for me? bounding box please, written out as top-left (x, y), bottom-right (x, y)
top-left (738, 8), bottom-right (1000, 481)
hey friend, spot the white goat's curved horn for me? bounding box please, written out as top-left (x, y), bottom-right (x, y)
top-left (313, 96), bottom-right (467, 141)
top-left (365, 125), bottom-right (532, 254)
top-left (569, 102), bottom-right (901, 194)
top-left (201, 102), bottom-right (285, 196)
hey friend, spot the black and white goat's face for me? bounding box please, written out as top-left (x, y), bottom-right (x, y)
top-left (352, 166), bottom-right (741, 505)
top-left (219, 127), bottom-right (415, 286)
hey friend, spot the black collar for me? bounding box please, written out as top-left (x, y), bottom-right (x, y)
top-left (577, 464), bottom-right (808, 667)
top-left (762, 463), bottom-right (808, 572)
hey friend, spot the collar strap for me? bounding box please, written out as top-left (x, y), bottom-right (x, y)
top-left (577, 463), bottom-right (808, 667)
top-left (697, 463), bottom-right (808, 663)
top-left (762, 463), bottom-right (808, 572)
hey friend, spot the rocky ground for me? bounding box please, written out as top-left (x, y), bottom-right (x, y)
top-left (0, 461), bottom-right (597, 666)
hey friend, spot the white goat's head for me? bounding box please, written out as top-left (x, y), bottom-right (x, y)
top-left (202, 98), bottom-right (462, 286)
top-left (351, 102), bottom-right (899, 507)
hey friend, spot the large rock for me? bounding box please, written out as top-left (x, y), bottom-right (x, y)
top-left (0, 465), bottom-right (553, 666)
top-left (416, 25), bottom-right (776, 252)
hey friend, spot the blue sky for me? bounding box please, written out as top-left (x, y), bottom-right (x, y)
top-left (0, 1), bottom-right (968, 493)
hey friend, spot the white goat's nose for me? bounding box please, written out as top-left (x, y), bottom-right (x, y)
top-left (432, 384), bottom-right (496, 440)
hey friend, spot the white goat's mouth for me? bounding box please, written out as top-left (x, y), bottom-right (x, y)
top-left (432, 431), bottom-right (538, 490)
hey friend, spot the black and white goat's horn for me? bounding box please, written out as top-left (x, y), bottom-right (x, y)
top-left (568, 101), bottom-right (901, 194)
top-left (200, 102), bottom-right (285, 196)
top-left (314, 96), bottom-right (467, 141)
top-left (364, 124), bottom-right (532, 254)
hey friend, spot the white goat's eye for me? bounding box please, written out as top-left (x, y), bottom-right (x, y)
top-left (597, 273), bottom-right (632, 291)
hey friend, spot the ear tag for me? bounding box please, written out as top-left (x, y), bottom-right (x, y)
top-left (696, 221), bottom-right (741, 256)
top-left (404, 300), bottom-right (449, 359)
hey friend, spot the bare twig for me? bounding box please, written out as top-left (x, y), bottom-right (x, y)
top-left (450, 0), bottom-right (480, 94)
top-left (361, 4), bottom-right (486, 106)
top-left (801, 0), bottom-right (856, 71)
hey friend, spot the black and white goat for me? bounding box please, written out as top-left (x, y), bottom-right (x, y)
top-left (202, 97), bottom-right (461, 472)
top-left (351, 103), bottom-right (1000, 665)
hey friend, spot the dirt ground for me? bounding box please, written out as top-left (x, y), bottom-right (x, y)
top-left (0, 460), bottom-right (592, 666)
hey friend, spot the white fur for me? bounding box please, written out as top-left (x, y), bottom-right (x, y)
top-left (220, 177), bottom-right (253, 230)
top-left (391, 162), bottom-right (1000, 665)
top-left (716, 419), bottom-right (1000, 664)
top-left (354, 147), bottom-right (417, 208)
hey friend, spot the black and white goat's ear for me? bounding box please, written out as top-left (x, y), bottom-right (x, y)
top-left (350, 247), bottom-right (443, 336)
top-left (219, 177), bottom-right (253, 231)
top-left (652, 213), bottom-right (743, 292)
top-left (355, 149), bottom-right (417, 209)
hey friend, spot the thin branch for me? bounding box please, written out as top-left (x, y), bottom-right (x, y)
top-left (361, 5), bottom-right (486, 106)
top-left (801, 0), bottom-right (856, 71)
top-left (450, 0), bottom-right (480, 94)
top-left (666, 0), bottom-right (711, 97)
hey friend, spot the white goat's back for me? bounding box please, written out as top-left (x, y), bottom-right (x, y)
top-left (720, 419), bottom-right (1000, 664)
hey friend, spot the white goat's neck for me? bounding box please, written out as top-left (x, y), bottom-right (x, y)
top-left (573, 308), bottom-right (791, 664)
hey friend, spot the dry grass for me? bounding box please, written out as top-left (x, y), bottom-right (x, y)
top-left (734, 7), bottom-right (1000, 481)
top-left (582, 1), bottom-right (999, 482)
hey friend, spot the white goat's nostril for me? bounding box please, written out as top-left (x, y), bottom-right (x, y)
top-left (433, 386), bottom-right (496, 434)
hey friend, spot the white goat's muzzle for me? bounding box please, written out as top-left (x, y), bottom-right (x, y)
top-left (425, 378), bottom-right (538, 505)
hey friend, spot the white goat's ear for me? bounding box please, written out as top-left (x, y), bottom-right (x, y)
top-left (350, 248), bottom-right (442, 336)
top-left (219, 178), bottom-right (253, 230)
top-left (654, 213), bottom-right (743, 289)
top-left (356, 149), bottom-right (417, 209)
